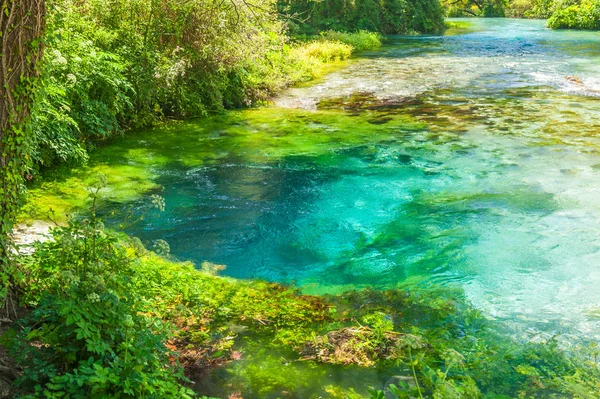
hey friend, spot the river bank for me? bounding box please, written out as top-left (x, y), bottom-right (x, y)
top-left (9, 222), bottom-right (600, 398)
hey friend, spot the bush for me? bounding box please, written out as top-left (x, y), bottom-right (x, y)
top-left (318, 30), bottom-right (382, 51)
top-left (509, 0), bottom-right (600, 23)
top-left (7, 187), bottom-right (194, 398)
top-left (12, 288), bottom-right (192, 398)
top-left (292, 41), bottom-right (354, 62)
top-left (30, 7), bottom-right (132, 166)
top-left (28, 0), bottom-right (389, 172)
top-left (548, 0), bottom-right (600, 29)
top-left (29, 0), bottom-right (308, 170)
top-left (524, 0), bottom-right (567, 18)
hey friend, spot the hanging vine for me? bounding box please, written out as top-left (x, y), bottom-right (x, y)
top-left (0, 0), bottom-right (45, 316)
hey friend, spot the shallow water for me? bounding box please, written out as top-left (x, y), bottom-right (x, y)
top-left (82, 19), bottom-right (600, 343)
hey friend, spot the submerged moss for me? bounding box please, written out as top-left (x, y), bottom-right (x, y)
top-left (129, 255), bottom-right (600, 399)
top-left (25, 81), bottom-right (600, 225)
top-left (22, 108), bottom-right (427, 222)
top-left (14, 207), bottom-right (600, 399)
top-left (21, 163), bottom-right (160, 223)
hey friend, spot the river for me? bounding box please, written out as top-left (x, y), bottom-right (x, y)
top-left (38, 18), bottom-right (600, 344)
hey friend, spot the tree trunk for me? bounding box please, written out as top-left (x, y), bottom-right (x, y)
top-left (0, 0), bottom-right (45, 312)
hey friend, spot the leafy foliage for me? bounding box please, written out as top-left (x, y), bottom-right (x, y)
top-left (317, 30), bottom-right (382, 51)
top-left (283, 0), bottom-right (446, 34)
top-left (443, 0), bottom-right (506, 17)
top-left (292, 41), bottom-right (354, 62)
top-left (502, 0), bottom-right (600, 25)
top-left (29, 0), bottom-right (278, 166)
top-left (12, 288), bottom-right (192, 398)
top-left (443, 0), bottom-right (591, 19)
top-left (547, 0), bottom-right (600, 29)
top-left (25, 0), bottom-right (389, 171)
top-left (8, 187), bottom-right (194, 398)
top-left (30, 7), bottom-right (133, 166)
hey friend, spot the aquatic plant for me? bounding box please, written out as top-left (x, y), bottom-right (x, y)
top-left (9, 190), bottom-right (600, 398)
top-left (20, 107), bottom-right (427, 223)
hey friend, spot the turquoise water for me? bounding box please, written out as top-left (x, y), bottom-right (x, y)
top-left (105, 19), bottom-right (600, 342)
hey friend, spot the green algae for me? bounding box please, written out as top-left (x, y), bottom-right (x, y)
top-left (84, 236), bottom-right (599, 399)
top-left (23, 81), bottom-right (600, 225)
top-left (179, 268), bottom-right (600, 399)
top-left (22, 108), bottom-right (427, 222)
top-left (21, 163), bottom-right (160, 223)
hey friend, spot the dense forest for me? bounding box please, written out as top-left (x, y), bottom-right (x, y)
top-left (2, 0), bottom-right (600, 397)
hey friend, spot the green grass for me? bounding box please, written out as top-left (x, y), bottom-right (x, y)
top-left (317, 30), bottom-right (383, 52)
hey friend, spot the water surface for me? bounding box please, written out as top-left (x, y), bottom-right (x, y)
top-left (93, 18), bottom-right (600, 342)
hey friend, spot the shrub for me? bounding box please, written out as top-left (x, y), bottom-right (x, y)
top-left (292, 41), bottom-right (354, 63)
top-left (12, 287), bottom-right (192, 398)
top-left (29, 0), bottom-right (301, 170)
top-left (318, 30), bottom-right (382, 51)
top-left (8, 187), bottom-right (194, 398)
top-left (524, 0), bottom-right (567, 18)
top-left (548, 0), bottom-right (600, 29)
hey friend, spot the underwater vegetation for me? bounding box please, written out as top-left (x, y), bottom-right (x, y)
top-left (7, 213), bottom-right (600, 398)
top-left (20, 107), bottom-right (427, 223)
top-left (25, 82), bottom-right (598, 222)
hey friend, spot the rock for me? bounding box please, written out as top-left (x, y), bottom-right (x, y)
top-left (10, 220), bottom-right (53, 255)
top-left (565, 75), bottom-right (583, 85)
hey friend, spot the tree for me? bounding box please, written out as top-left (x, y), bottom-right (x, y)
top-left (443, 0), bottom-right (506, 16)
top-left (0, 0), bottom-right (45, 316)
